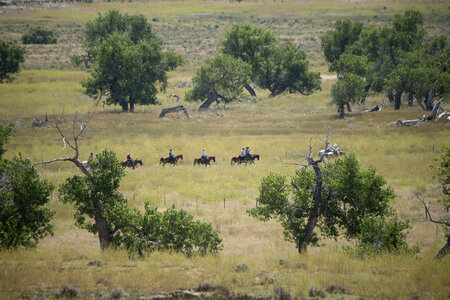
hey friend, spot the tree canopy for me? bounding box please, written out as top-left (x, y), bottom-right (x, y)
top-left (322, 10), bottom-right (449, 114)
top-left (21, 26), bottom-right (57, 44)
top-left (185, 54), bottom-right (251, 110)
top-left (78, 10), bottom-right (183, 112)
top-left (248, 153), bottom-right (412, 253)
top-left (0, 124), bottom-right (54, 249)
top-left (0, 40), bottom-right (25, 83)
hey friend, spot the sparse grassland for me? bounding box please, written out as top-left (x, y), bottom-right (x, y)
top-left (0, 1), bottom-right (449, 299)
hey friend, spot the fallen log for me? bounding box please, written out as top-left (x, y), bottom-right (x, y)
top-left (159, 105), bottom-right (191, 119)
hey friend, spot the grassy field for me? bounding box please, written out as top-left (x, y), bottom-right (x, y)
top-left (1, 1), bottom-right (450, 299)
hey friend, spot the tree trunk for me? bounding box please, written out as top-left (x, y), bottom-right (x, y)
top-left (96, 216), bottom-right (110, 249)
top-left (394, 92), bottom-right (402, 110)
top-left (346, 102), bottom-right (352, 112)
top-left (244, 84), bottom-right (257, 97)
top-left (199, 85), bottom-right (219, 111)
top-left (338, 104), bottom-right (345, 118)
top-left (159, 105), bottom-right (191, 118)
top-left (299, 162), bottom-right (323, 253)
top-left (408, 92), bottom-right (414, 106)
top-left (388, 93), bottom-right (394, 103)
top-left (361, 83), bottom-right (371, 104)
top-left (120, 99), bottom-right (128, 112)
top-left (436, 236), bottom-right (450, 258)
top-left (129, 101), bottom-right (135, 113)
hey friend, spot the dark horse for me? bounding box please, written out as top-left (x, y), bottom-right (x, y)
top-left (160, 154), bottom-right (183, 166)
top-left (194, 156), bottom-right (215, 166)
top-left (231, 154), bottom-right (260, 165)
top-left (121, 159), bottom-right (143, 169)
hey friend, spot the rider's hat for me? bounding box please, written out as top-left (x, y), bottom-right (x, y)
top-left (246, 146), bottom-right (249, 149)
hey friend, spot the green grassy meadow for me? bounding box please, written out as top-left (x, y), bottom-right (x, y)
top-left (0, 1), bottom-right (449, 299)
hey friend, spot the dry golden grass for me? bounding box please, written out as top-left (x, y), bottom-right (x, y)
top-left (0, 1), bottom-right (449, 299)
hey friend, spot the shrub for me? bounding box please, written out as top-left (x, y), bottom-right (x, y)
top-left (355, 215), bottom-right (420, 256)
top-left (22, 26), bottom-right (57, 44)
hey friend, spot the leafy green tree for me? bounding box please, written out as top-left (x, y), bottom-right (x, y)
top-left (21, 26), bottom-right (57, 44)
top-left (0, 125), bottom-right (54, 249)
top-left (249, 153), bottom-right (399, 253)
top-left (331, 74), bottom-right (365, 118)
top-left (220, 24), bottom-right (278, 96)
top-left (185, 54), bottom-right (251, 110)
top-left (59, 150), bottom-right (222, 255)
top-left (321, 19), bottom-right (363, 72)
top-left (255, 43), bottom-right (321, 97)
top-left (0, 40), bottom-right (25, 83)
top-left (78, 10), bottom-right (182, 112)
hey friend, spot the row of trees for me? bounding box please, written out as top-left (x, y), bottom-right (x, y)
top-left (322, 11), bottom-right (449, 117)
top-left (186, 24), bottom-right (321, 109)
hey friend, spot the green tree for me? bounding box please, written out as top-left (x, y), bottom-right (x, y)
top-left (255, 43), bottom-right (321, 97)
top-left (0, 125), bottom-right (54, 249)
top-left (185, 54), bottom-right (251, 110)
top-left (0, 40), bottom-right (25, 83)
top-left (249, 153), bottom-right (400, 253)
top-left (331, 73), bottom-right (365, 118)
top-left (321, 19), bottom-right (363, 72)
top-left (78, 10), bottom-right (182, 112)
top-left (59, 150), bottom-right (222, 255)
top-left (220, 24), bottom-right (278, 96)
top-left (21, 26), bottom-right (57, 44)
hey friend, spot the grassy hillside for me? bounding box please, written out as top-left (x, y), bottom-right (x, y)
top-left (0, 1), bottom-right (449, 299)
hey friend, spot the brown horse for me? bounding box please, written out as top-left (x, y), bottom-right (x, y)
top-left (121, 159), bottom-right (143, 169)
top-left (160, 154), bottom-right (183, 166)
top-left (194, 156), bottom-right (215, 166)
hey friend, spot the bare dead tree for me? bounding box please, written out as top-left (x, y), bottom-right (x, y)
top-left (33, 95), bottom-right (103, 175)
top-left (415, 191), bottom-right (450, 258)
top-left (396, 99), bottom-right (447, 126)
top-left (159, 105), bottom-right (191, 119)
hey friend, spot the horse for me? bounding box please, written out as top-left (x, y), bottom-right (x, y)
top-left (194, 156), bottom-right (215, 167)
top-left (121, 159), bottom-right (143, 169)
top-left (160, 154), bottom-right (183, 166)
top-left (231, 156), bottom-right (240, 165)
top-left (249, 154), bottom-right (260, 164)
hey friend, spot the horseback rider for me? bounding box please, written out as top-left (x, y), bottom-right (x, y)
top-left (325, 141), bottom-right (332, 153)
top-left (240, 148), bottom-right (245, 158)
top-left (245, 147), bottom-right (251, 159)
top-left (201, 149), bottom-right (208, 163)
top-left (169, 149), bottom-right (175, 163)
top-left (127, 153), bottom-right (134, 167)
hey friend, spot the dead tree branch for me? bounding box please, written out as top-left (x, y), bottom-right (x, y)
top-left (159, 105), bottom-right (191, 119)
top-left (33, 95), bottom-right (103, 175)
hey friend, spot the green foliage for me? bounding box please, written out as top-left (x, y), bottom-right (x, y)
top-left (59, 150), bottom-right (132, 242)
top-left (249, 153), bottom-right (399, 252)
top-left (125, 203), bottom-right (223, 255)
top-left (220, 23), bottom-right (277, 81)
top-left (59, 150), bottom-right (222, 255)
top-left (0, 126), bottom-right (54, 249)
top-left (185, 54), bottom-right (251, 103)
top-left (79, 10), bottom-right (182, 111)
top-left (21, 26), bottom-right (57, 44)
top-left (255, 43), bottom-right (321, 97)
top-left (354, 216), bottom-right (420, 256)
top-left (0, 40), bottom-right (25, 83)
top-left (330, 73), bottom-right (365, 117)
top-left (0, 123), bottom-right (12, 159)
top-left (321, 19), bottom-right (363, 72)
